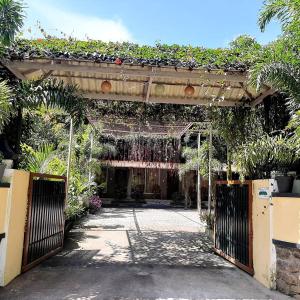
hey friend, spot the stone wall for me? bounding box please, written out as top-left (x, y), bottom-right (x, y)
top-left (275, 244), bottom-right (300, 298)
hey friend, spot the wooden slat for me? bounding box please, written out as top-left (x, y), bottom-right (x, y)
top-left (250, 88), bottom-right (276, 107)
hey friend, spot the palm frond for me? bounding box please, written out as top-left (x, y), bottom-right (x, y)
top-left (0, 0), bottom-right (24, 46)
top-left (255, 62), bottom-right (300, 105)
top-left (16, 79), bottom-right (87, 126)
top-left (21, 143), bottom-right (55, 173)
top-left (0, 80), bottom-right (13, 132)
top-left (258, 0), bottom-right (299, 32)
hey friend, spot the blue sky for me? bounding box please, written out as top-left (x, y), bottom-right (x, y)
top-left (23, 0), bottom-right (281, 48)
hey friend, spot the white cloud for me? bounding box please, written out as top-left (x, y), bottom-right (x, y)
top-left (24, 1), bottom-right (133, 42)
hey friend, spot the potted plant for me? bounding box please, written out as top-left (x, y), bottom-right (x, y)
top-left (235, 135), bottom-right (298, 193)
top-left (0, 152), bottom-right (5, 182)
top-left (273, 137), bottom-right (297, 193)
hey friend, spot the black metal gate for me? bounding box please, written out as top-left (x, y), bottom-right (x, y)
top-left (214, 180), bottom-right (253, 274)
top-left (22, 173), bottom-right (66, 272)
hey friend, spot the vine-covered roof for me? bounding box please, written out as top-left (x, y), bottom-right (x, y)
top-left (4, 37), bottom-right (262, 71)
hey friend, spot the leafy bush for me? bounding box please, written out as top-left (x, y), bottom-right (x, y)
top-left (0, 80), bottom-right (12, 133)
top-left (89, 195), bottom-right (102, 213)
top-left (234, 134), bottom-right (299, 179)
top-left (200, 211), bottom-right (215, 230)
top-left (0, 151), bottom-right (4, 163)
top-left (65, 197), bottom-right (85, 220)
top-left (6, 37), bottom-right (263, 70)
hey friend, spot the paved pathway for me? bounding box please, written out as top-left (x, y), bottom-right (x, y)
top-left (0, 208), bottom-right (290, 299)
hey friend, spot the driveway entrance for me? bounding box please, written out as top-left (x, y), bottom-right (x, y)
top-left (0, 208), bottom-right (288, 299)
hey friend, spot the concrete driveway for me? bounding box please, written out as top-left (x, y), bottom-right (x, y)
top-left (0, 208), bottom-right (289, 299)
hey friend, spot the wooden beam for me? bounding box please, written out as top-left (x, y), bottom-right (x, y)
top-left (100, 160), bottom-right (182, 170)
top-left (250, 88), bottom-right (276, 107)
top-left (40, 70), bottom-right (53, 80)
top-left (144, 76), bottom-right (153, 102)
top-left (4, 64), bottom-right (27, 80)
top-left (239, 82), bottom-right (254, 101)
top-left (4, 60), bottom-right (248, 82)
top-left (84, 92), bottom-right (249, 107)
top-left (178, 122), bottom-right (194, 137)
top-left (23, 68), bottom-right (39, 76)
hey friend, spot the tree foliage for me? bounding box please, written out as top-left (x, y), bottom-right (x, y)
top-left (0, 80), bottom-right (12, 132)
top-left (0, 0), bottom-right (24, 46)
top-left (5, 35), bottom-right (265, 71)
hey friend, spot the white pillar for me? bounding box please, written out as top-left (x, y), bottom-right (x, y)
top-left (66, 118), bottom-right (74, 202)
top-left (127, 168), bottom-right (133, 199)
top-left (88, 131), bottom-right (94, 185)
top-left (208, 124), bottom-right (213, 213)
top-left (197, 131), bottom-right (201, 215)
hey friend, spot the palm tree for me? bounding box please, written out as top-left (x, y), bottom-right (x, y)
top-left (252, 0), bottom-right (300, 109)
top-left (0, 80), bottom-right (12, 133)
top-left (258, 0), bottom-right (300, 34)
top-left (7, 78), bottom-right (87, 163)
top-left (15, 79), bottom-right (87, 126)
top-left (0, 0), bottom-right (24, 46)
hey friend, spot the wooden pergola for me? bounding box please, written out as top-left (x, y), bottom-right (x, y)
top-left (3, 58), bottom-right (274, 107)
top-left (2, 57), bottom-right (275, 211)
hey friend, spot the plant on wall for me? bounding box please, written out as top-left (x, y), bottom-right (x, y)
top-left (234, 134), bottom-right (299, 180)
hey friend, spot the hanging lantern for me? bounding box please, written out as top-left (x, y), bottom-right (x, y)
top-left (155, 84), bottom-right (165, 95)
top-left (101, 80), bottom-right (112, 93)
top-left (115, 58), bottom-right (123, 65)
top-left (184, 84), bottom-right (195, 96)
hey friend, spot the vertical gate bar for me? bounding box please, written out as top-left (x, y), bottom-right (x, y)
top-left (22, 174), bottom-right (66, 272)
top-left (39, 181), bottom-right (44, 258)
top-left (248, 181), bottom-right (253, 269)
top-left (22, 173), bottom-right (34, 268)
top-left (234, 185), bottom-right (237, 260)
top-left (242, 185), bottom-right (246, 264)
top-left (49, 182), bottom-right (53, 252)
top-left (214, 180), bottom-right (253, 274)
top-left (45, 181), bottom-right (50, 255)
top-left (31, 180), bottom-right (38, 263)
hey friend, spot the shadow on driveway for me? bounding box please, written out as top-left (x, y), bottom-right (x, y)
top-left (0, 208), bottom-right (290, 300)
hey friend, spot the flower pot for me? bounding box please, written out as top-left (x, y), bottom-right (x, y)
top-left (0, 164), bottom-right (5, 182)
top-left (275, 176), bottom-right (294, 193)
top-left (292, 179), bottom-right (300, 194)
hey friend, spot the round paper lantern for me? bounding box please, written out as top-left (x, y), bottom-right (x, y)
top-left (101, 80), bottom-right (112, 93)
top-left (115, 58), bottom-right (123, 65)
top-left (155, 84), bottom-right (165, 95)
top-left (184, 85), bottom-right (195, 96)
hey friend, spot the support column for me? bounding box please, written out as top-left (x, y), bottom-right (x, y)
top-left (127, 168), bottom-right (133, 200)
top-left (208, 124), bottom-right (213, 213)
top-left (197, 131), bottom-right (201, 215)
top-left (88, 131), bottom-right (94, 185)
top-left (66, 118), bottom-right (74, 202)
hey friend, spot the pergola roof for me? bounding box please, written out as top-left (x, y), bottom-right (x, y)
top-left (3, 58), bottom-right (275, 107)
top-left (88, 117), bottom-right (193, 138)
